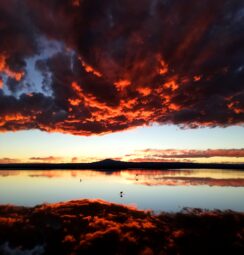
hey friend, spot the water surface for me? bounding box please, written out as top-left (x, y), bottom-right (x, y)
top-left (0, 169), bottom-right (244, 212)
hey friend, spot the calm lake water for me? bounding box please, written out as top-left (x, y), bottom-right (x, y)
top-left (0, 169), bottom-right (244, 212)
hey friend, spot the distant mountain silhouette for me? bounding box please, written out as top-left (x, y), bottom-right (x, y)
top-left (94, 159), bottom-right (121, 165)
top-left (0, 159), bottom-right (243, 170)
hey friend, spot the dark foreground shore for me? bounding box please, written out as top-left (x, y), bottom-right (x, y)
top-left (0, 200), bottom-right (244, 255)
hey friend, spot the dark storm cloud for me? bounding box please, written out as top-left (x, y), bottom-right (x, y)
top-left (0, 0), bottom-right (243, 135)
top-left (0, 0), bottom-right (38, 71)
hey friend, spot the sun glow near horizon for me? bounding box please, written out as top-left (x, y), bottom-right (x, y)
top-left (0, 0), bottom-right (243, 164)
top-left (0, 125), bottom-right (243, 164)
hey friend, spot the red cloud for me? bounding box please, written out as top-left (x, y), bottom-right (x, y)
top-left (0, 158), bottom-right (21, 164)
top-left (0, 0), bottom-right (243, 135)
top-left (71, 157), bottom-right (78, 163)
top-left (126, 149), bottom-right (244, 162)
top-left (29, 156), bottom-right (63, 163)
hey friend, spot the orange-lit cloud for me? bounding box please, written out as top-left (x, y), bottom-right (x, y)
top-left (128, 158), bottom-right (192, 163)
top-left (0, 156), bottom-right (105, 164)
top-left (0, 77), bottom-right (3, 89)
top-left (0, 55), bottom-right (24, 82)
top-left (71, 157), bottom-right (78, 163)
top-left (71, 0), bottom-right (80, 7)
top-left (0, 158), bottom-right (21, 164)
top-left (124, 148), bottom-right (244, 163)
top-left (0, 0), bottom-right (243, 135)
top-left (114, 79), bottom-right (131, 91)
top-left (138, 148), bottom-right (244, 158)
top-left (79, 58), bottom-right (102, 77)
top-left (29, 156), bottom-right (63, 163)
top-left (1, 148), bottom-right (244, 164)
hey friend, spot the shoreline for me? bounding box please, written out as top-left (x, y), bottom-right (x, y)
top-left (0, 160), bottom-right (244, 171)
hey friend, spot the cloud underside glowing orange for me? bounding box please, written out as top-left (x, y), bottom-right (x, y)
top-left (0, 55), bottom-right (24, 83)
top-left (0, 69), bottom-right (242, 136)
top-left (125, 149), bottom-right (244, 163)
top-left (128, 148), bottom-right (244, 158)
top-left (0, 0), bottom-right (243, 135)
top-left (0, 148), bottom-right (243, 164)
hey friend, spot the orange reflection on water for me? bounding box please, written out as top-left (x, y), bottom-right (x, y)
top-left (121, 169), bottom-right (244, 187)
top-left (1, 169), bottom-right (244, 188)
top-left (1, 169), bottom-right (244, 212)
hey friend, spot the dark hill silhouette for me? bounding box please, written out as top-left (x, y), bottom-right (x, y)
top-left (0, 159), bottom-right (243, 170)
top-left (93, 158), bottom-right (121, 165)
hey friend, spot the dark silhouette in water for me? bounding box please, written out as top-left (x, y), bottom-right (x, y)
top-left (0, 199), bottom-right (243, 255)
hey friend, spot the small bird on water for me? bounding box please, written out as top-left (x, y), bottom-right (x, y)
top-left (120, 191), bottom-right (124, 197)
top-left (135, 174), bottom-right (139, 181)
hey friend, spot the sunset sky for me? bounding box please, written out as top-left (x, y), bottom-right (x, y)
top-left (0, 0), bottom-right (243, 163)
